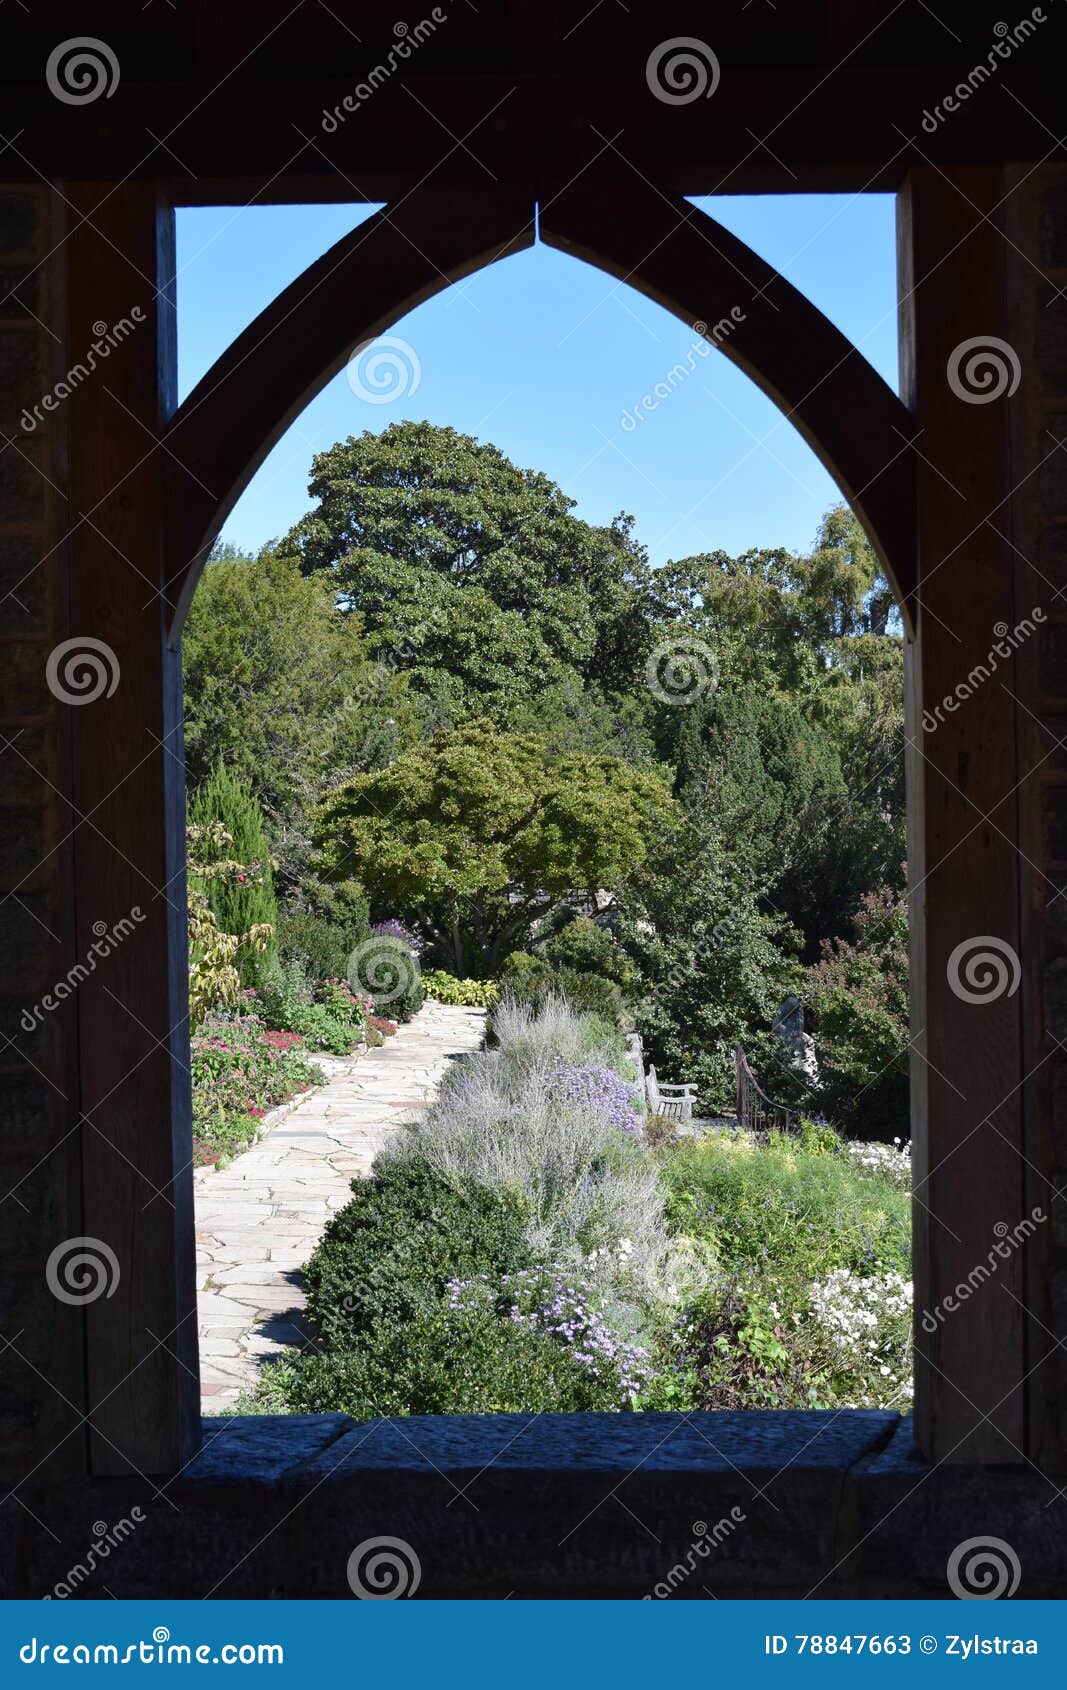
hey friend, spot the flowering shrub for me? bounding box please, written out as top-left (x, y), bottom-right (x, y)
top-left (547, 1060), bottom-right (641, 1139)
top-left (842, 1137), bottom-right (911, 1190)
top-left (256, 959), bottom-right (368, 1054)
top-left (369, 1013), bottom-right (398, 1037)
top-left (191, 1010), bottom-right (324, 1165)
top-left (808, 1268), bottom-right (913, 1406)
top-left (371, 918), bottom-right (421, 954)
top-left (448, 1268), bottom-right (651, 1403)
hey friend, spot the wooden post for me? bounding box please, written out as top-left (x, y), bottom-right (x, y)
top-left (63, 183), bottom-right (198, 1473)
top-left (900, 168), bottom-right (1027, 1462)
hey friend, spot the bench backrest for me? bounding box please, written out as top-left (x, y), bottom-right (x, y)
top-left (645, 1064), bottom-right (661, 1114)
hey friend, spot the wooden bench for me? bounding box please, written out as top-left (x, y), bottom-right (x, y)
top-left (645, 1063), bottom-right (698, 1123)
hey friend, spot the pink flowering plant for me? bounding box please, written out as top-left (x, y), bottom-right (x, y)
top-left (191, 1009), bottom-right (323, 1166)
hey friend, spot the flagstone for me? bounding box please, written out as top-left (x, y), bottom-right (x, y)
top-left (195, 1000), bottom-right (485, 1414)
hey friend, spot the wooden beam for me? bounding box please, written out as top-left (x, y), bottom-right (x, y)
top-left (899, 167), bottom-right (1027, 1463)
top-left (63, 181), bottom-right (199, 1474)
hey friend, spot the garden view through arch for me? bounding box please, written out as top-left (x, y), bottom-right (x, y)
top-left (163, 181), bottom-right (917, 641)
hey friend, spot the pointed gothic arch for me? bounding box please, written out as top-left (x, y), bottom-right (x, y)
top-left (162, 182), bottom-right (915, 641)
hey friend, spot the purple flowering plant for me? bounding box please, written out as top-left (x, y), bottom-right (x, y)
top-left (447, 1267), bottom-right (651, 1403)
top-left (370, 919), bottom-right (422, 955)
top-left (547, 1060), bottom-right (642, 1138)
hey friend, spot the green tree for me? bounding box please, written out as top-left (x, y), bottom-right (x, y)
top-left (282, 421), bottom-right (656, 730)
top-left (619, 809), bottom-right (799, 1110)
top-left (182, 544), bottom-right (419, 887)
top-left (188, 762), bottom-right (278, 987)
top-left (314, 721), bottom-right (671, 975)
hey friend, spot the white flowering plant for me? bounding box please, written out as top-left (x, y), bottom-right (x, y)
top-left (806, 1268), bottom-right (913, 1407)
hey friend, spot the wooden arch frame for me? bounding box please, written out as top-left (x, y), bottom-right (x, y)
top-left (162, 182), bottom-right (916, 641)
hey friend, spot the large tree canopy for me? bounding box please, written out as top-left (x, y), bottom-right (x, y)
top-left (282, 421), bottom-right (655, 727)
top-left (183, 544), bottom-right (419, 885)
top-left (313, 722), bottom-right (672, 974)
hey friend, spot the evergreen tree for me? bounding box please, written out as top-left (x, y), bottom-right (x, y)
top-left (189, 762), bottom-right (278, 987)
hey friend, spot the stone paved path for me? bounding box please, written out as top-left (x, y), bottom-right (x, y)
top-left (195, 1000), bottom-right (486, 1412)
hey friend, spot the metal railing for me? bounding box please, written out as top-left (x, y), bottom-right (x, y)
top-left (735, 1046), bottom-right (799, 1138)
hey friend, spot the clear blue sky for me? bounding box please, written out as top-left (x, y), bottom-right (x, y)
top-left (175, 194), bottom-right (898, 567)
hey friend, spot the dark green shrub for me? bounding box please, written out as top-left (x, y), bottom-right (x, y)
top-left (347, 932), bottom-right (424, 1023)
top-left (261, 1294), bottom-right (634, 1417)
top-left (499, 952), bottom-right (624, 1028)
top-left (303, 1154), bottom-right (533, 1346)
top-left (542, 915), bottom-right (635, 990)
top-left (277, 877), bottom-right (370, 984)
